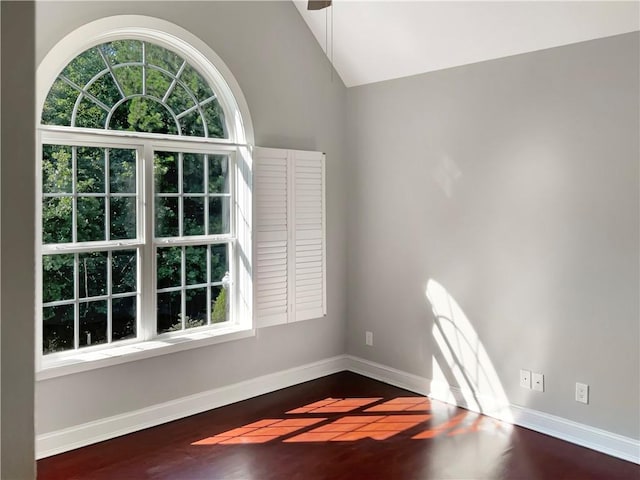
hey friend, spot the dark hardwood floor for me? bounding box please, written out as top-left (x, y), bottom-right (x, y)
top-left (38, 372), bottom-right (639, 479)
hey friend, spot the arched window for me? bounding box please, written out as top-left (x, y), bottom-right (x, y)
top-left (37, 17), bottom-right (253, 368)
top-left (41, 40), bottom-right (227, 137)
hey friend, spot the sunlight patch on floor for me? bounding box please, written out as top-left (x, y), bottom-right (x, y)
top-left (191, 395), bottom-right (510, 446)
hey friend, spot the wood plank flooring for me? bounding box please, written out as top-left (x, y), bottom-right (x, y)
top-left (37, 372), bottom-right (640, 479)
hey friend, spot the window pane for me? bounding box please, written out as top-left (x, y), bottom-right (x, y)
top-left (166, 84), bottom-right (192, 117)
top-left (110, 149), bottom-right (137, 193)
top-left (145, 42), bottom-right (182, 75)
top-left (184, 197), bottom-right (205, 236)
top-left (154, 152), bottom-right (178, 193)
top-left (183, 153), bottom-right (204, 193)
top-left (78, 252), bottom-right (107, 298)
top-left (185, 246), bottom-right (207, 285)
top-left (112, 65), bottom-right (142, 98)
top-left (157, 291), bottom-right (182, 333)
top-left (43, 304), bottom-right (74, 354)
top-left (157, 247), bottom-right (181, 289)
top-left (77, 147), bottom-right (105, 193)
top-left (203, 102), bottom-right (226, 139)
top-left (102, 40), bottom-right (142, 67)
top-left (41, 78), bottom-right (75, 126)
top-left (208, 197), bottom-right (230, 235)
top-left (210, 244), bottom-right (228, 283)
top-left (42, 197), bottom-right (72, 244)
top-left (110, 197), bottom-right (136, 240)
top-left (86, 74), bottom-right (121, 112)
top-left (179, 110), bottom-right (205, 137)
top-left (77, 197), bottom-right (105, 242)
top-left (182, 64), bottom-right (214, 100)
top-left (75, 98), bottom-right (107, 129)
top-left (110, 97), bottom-right (178, 135)
top-left (145, 68), bottom-right (172, 101)
top-left (211, 285), bottom-right (228, 324)
top-left (112, 250), bottom-right (137, 294)
top-left (185, 288), bottom-right (207, 328)
top-left (62, 47), bottom-right (103, 87)
top-left (112, 296), bottom-right (136, 341)
top-left (42, 145), bottom-right (72, 193)
top-left (155, 197), bottom-right (179, 237)
top-left (43, 254), bottom-right (74, 303)
top-left (208, 155), bottom-right (229, 193)
top-left (79, 300), bottom-right (107, 347)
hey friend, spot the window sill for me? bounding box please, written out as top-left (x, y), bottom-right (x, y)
top-left (36, 325), bottom-right (255, 381)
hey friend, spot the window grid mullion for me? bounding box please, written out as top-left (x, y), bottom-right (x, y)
top-left (181, 245), bottom-right (186, 330)
top-left (74, 253), bottom-right (79, 350)
top-left (179, 152), bottom-right (184, 237)
top-left (42, 240), bottom-right (143, 255)
top-left (209, 244), bottom-right (214, 325)
top-left (105, 148), bottom-right (111, 242)
top-left (72, 146), bottom-right (78, 244)
top-left (142, 41), bottom-right (147, 96)
top-left (142, 142), bottom-right (156, 341)
top-left (43, 290), bottom-right (137, 308)
top-left (179, 152), bottom-right (185, 330)
top-left (104, 148), bottom-right (112, 344)
top-left (204, 154), bottom-right (209, 236)
top-left (107, 250), bottom-right (113, 343)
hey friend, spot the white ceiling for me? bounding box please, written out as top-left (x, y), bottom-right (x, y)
top-left (293, 1), bottom-right (640, 87)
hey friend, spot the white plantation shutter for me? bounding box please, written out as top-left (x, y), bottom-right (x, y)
top-left (293, 151), bottom-right (326, 321)
top-left (254, 147), bottom-right (326, 327)
top-left (254, 148), bottom-right (289, 327)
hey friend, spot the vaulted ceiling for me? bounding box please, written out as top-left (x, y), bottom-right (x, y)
top-left (293, 1), bottom-right (640, 87)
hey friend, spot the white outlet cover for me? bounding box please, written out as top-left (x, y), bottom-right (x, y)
top-left (365, 331), bottom-right (373, 346)
top-left (532, 372), bottom-right (544, 392)
top-left (576, 382), bottom-right (589, 404)
top-left (520, 369), bottom-right (531, 389)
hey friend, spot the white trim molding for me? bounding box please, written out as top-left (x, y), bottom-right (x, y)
top-left (36, 354), bottom-right (640, 465)
top-left (36, 355), bottom-right (348, 459)
top-left (345, 355), bottom-right (640, 465)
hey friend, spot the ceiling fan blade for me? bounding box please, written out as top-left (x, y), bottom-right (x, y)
top-left (308, 0), bottom-right (332, 10)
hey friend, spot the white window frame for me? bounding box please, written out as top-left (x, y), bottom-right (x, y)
top-left (36, 16), bottom-right (254, 379)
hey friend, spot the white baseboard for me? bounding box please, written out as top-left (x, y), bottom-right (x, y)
top-left (37, 353), bottom-right (640, 465)
top-left (36, 354), bottom-right (349, 459)
top-left (345, 355), bottom-right (640, 465)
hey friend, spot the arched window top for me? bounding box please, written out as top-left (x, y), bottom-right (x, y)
top-left (37, 15), bottom-right (254, 144)
top-left (42, 40), bottom-right (226, 138)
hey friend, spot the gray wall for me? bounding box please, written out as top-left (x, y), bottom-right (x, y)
top-left (3, 4), bottom-right (636, 478)
top-left (35, 1), bottom-right (347, 435)
top-left (2, 2), bottom-right (36, 478)
top-left (346, 32), bottom-right (640, 439)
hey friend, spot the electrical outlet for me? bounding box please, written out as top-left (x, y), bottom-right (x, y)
top-left (576, 382), bottom-right (589, 404)
top-left (532, 372), bottom-right (544, 392)
top-left (520, 369), bottom-right (531, 389)
top-left (365, 331), bottom-right (373, 346)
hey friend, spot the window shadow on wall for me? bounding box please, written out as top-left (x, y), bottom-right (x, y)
top-left (426, 279), bottom-right (513, 423)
